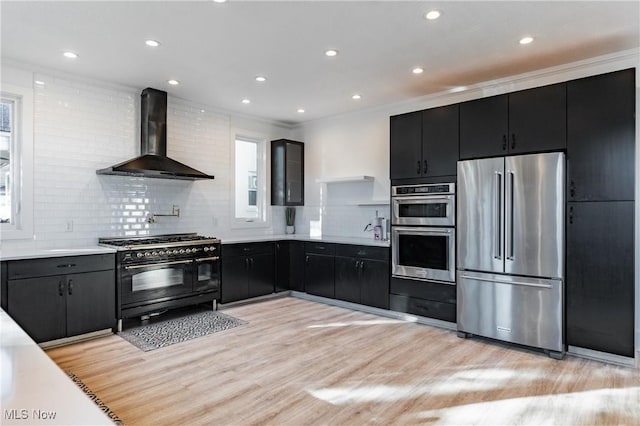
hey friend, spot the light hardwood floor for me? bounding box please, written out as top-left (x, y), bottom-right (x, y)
top-left (47, 297), bottom-right (640, 425)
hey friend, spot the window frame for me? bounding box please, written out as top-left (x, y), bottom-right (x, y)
top-left (0, 83), bottom-right (34, 240)
top-left (230, 131), bottom-right (270, 229)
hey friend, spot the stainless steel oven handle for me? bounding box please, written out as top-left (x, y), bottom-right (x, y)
top-left (124, 259), bottom-right (193, 270)
top-left (393, 195), bottom-right (452, 201)
top-left (196, 256), bottom-right (220, 262)
top-left (459, 274), bottom-right (553, 289)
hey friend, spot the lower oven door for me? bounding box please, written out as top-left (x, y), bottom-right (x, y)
top-left (121, 259), bottom-right (194, 306)
top-left (193, 255), bottom-right (221, 292)
top-left (392, 226), bottom-right (455, 283)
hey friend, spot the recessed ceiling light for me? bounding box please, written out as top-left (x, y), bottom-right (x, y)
top-left (412, 67), bottom-right (424, 74)
top-left (63, 51), bottom-right (78, 59)
top-left (200, 109), bottom-right (206, 113)
top-left (167, 79), bottom-right (180, 85)
top-left (425, 10), bottom-right (441, 20)
top-left (242, 99), bottom-right (251, 104)
top-left (352, 94), bottom-right (362, 100)
top-left (325, 49), bottom-right (338, 57)
top-left (449, 86), bottom-right (468, 93)
top-left (213, 0), bottom-right (227, 3)
top-left (255, 76), bottom-right (267, 82)
top-left (34, 80), bottom-right (45, 86)
top-left (297, 108), bottom-right (305, 113)
top-left (519, 36), bottom-right (534, 45)
top-left (145, 39), bottom-right (160, 47)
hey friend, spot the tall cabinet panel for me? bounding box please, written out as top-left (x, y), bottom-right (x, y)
top-left (567, 68), bottom-right (635, 202)
top-left (566, 201), bottom-right (635, 357)
top-left (459, 95), bottom-right (508, 159)
top-left (421, 104), bottom-right (459, 178)
top-left (390, 111), bottom-right (422, 180)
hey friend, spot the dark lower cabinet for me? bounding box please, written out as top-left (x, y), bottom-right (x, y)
top-left (275, 241), bottom-right (305, 292)
top-left (304, 242), bottom-right (335, 299)
top-left (3, 254), bottom-right (116, 343)
top-left (335, 245), bottom-right (389, 309)
top-left (390, 277), bottom-right (456, 322)
top-left (566, 201), bottom-right (635, 357)
top-left (221, 243), bottom-right (274, 303)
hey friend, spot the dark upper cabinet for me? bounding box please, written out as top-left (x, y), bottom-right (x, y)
top-left (271, 139), bottom-right (304, 206)
top-left (566, 201), bottom-right (635, 357)
top-left (459, 83), bottom-right (567, 159)
top-left (390, 106), bottom-right (458, 180)
top-left (390, 111), bottom-right (422, 180)
top-left (567, 68), bottom-right (635, 202)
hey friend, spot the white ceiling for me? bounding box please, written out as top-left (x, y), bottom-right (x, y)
top-left (2, 1), bottom-right (639, 126)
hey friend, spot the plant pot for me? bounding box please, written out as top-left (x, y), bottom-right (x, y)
top-left (286, 225), bottom-right (295, 234)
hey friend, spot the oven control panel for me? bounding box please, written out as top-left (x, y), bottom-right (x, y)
top-left (392, 183), bottom-right (455, 196)
top-left (120, 244), bottom-right (219, 263)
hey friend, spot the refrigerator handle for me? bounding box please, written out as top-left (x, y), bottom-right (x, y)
top-left (506, 171), bottom-right (515, 261)
top-left (494, 171), bottom-right (503, 260)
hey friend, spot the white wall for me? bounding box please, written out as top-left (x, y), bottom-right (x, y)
top-left (0, 65), bottom-right (292, 251)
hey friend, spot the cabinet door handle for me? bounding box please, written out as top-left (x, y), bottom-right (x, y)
top-left (570, 180), bottom-right (576, 199)
top-left (57, 263), bottom-right (76, 269)
top-left (569, 206), bottom-right (574, 224)
top-left (68, 279), bottom-right (73, 296)
top-left (276, 243), bottom-right (280, 251)
top-left (416, 160), bottom-right (421, 175)
top-left (250, 258), bottom-right (254, 268)
top-left (511, 134), bottom-right (516, 150)
top-left (423, 160), bottom-right (428, 175)
top-left (305, 255), bottom-right (310, 265)
top-left (58, 280), bottom-right (65, 296)
top-left (245, 258), bottom-right (250, 270)
top-left (502, 135), bottom-right (507, 151)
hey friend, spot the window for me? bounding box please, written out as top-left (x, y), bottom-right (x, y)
top-left (232, 134), bottom-right (268, 227)
top-left (1, 84), bottom-right (34, 239)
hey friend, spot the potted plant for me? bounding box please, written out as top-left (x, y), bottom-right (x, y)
top-left (285, 207), bottom-right (296, 234)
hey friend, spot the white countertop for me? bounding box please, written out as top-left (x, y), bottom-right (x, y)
top-left (220, 233), bottom-right (391, 247)
top-left (0, 246), bottom-right (117, 261)
top-left (0, 310), bottom-right (114, 425)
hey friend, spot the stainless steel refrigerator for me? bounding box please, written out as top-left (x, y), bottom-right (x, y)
top-left (457, 152), bottom-right (565, 356)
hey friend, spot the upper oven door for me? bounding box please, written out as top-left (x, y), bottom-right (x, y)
top-left (120, 259), bottom-right (194, 306)
top-left (392, 194), bottom-right (455, 226)
top-left (392, 226), bottom-right (455, 283)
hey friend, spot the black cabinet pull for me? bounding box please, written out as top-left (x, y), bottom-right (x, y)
top-left (68, 279), bottom-right (74, 295)
top-left (354, 260), bottom-right (359, 269)
top-left (570, 180), bottom-right (576, 199)
top-left (511, 134), bottom-right (516, 150)
top-left (58, 280), bottom-right (64, 296)
top-left (416, 160), bottom-right (421, 175)
top-left (569, 206), bottom-right (574, 224)
top-left (305, 255), bottom-right (310, 265)
top-left (502, 135), bottom-right (507, 151)
top-left (57, 263), bottom-right (76, 268)
top-left (276, 243), bottom-right (280, 251)
top-left (250, 258), bottom-right (254, 268)
top-left (423, 160), bottom-right (428, 175)
top-left (243, 247), bottom-right (250, 252)
top-left (245, 258), bottom-right (250, 269)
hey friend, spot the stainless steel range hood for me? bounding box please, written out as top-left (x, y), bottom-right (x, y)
top-left (96, 88), bottom-right (214, 180)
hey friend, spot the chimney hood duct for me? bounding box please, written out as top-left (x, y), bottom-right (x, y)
top-left (96, 88), bottom-right (215, 180)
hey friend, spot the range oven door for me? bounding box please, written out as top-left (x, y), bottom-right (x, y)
top-left (392, 195), bottom-right (455, 227)
top-left (392, 226), bottom-right (455, 283)
top-left (193, 255), bottom-right (221, 293)
top-left (120, 259), bottom-right (194, 306)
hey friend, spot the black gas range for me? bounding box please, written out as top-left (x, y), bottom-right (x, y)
top-left (99, 233), bottom-right (221, 322)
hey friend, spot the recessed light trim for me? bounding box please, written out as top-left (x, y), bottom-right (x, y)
top-left (242, 99), bottom-right (251, 104)
top-left (325, 49), bottom-right (338, 57)
top-left (425, 10), bottom-right (441, 20)
top-left (63, 51), bottom-right (78, 59)
top-left (412, 67), bottom-right (424, 74)
top-left (145, 39), bottom-right (160, 47)
top-left (34, 80), bottom-right (45, 86)
top-left (352, 94), bottom-right (362, 100)
top-left (255, 76), bottom-right (267, 82)
top-left (167, 79), bottom-right (180, 85)
top-left (297, 108), bottom-right (305, 113)
top-left (519, 36), bottom-right (534, 45)
top-left (213, 0), bottom-right (227, 3)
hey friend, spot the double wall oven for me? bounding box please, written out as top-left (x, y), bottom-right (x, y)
top-left (391, 183), bottom-right (456, 284)
top-left (99, 234), bottom-right (221, 322)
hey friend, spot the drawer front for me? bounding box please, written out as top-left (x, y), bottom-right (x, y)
top-left (390, 277), bottom-right (456, 304)
top-left (223, 242), bottom-right (274, 258)
top-left (390, 294), bottom-right (456, 323)
top-left (335, 244), bottom-right (389, 261)
top-left (304, 242), bottom-right (335, 255)
top-left (7, 254), bottom-right (115, 279)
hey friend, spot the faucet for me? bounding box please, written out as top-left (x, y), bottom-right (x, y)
top-left (147, 205), bottom-right (180, 223)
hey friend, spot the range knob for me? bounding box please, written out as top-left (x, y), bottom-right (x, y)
top-left (179, 249), bottom-right (185, 254)
top-left (144, 252), bottom-right (151, 257)
top-left (172, 249), bottom-right (179, 255)
top-left (204, 247), bottom-right (209, 252)
top-left (159, 250), bottom-right (166, 256)
top-left (136, 252), bottom-right (144, 258)
top-left (209, 246), bottom-right (216, 251)
top-left (152, 251), bottom-right (158, 256)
